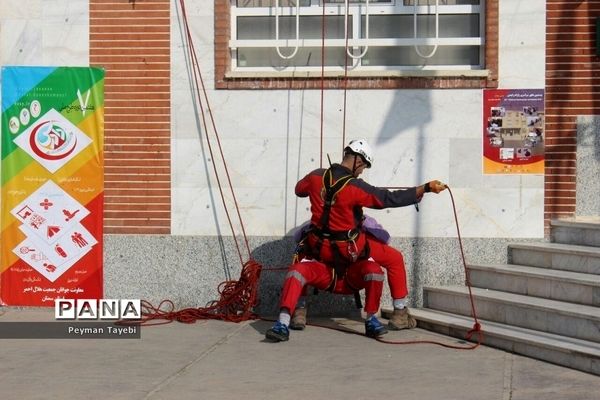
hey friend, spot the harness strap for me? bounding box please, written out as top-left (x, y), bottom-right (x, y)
top-left (312, 168), bottom-right (354, 258)
top-left (306, 168), bottom-right (365, 308)
top-left (329, 240), bottom-right (348, 282)
top-left (319, 168), bottom-right (354, 229)
top-left (354, 292), bottom-right (363, 309)
top-left (341, 269), bottom-right (365, 309)
top-left (310, 226), bottom-right (359, 241)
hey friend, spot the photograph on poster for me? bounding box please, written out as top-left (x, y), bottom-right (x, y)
top-left (499, 148), bottom-right (515, 160)
top-left (491, 107), bottom-right (505, 117)
top-left (483, 89), bottom-right (545, 174)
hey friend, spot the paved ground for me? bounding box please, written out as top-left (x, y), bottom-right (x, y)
top-left (0, 308), bottom-right (599, 400)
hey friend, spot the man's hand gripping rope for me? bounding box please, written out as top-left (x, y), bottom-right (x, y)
top-left (424, 180), bottom-right (448, 194)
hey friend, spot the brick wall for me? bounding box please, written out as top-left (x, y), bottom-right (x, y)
top-left (89, 0), bottom-right (171, 234)
top-left (545, 0), bottom-right (600, 232)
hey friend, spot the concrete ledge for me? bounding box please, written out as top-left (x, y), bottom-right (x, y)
top-left (576, 115), bottom-right (600, 216)
top-left (104, 235), bottom-right (541, 316)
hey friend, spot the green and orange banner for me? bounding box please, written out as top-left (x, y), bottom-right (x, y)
top-left (1, 66), bottom-right (104, 306)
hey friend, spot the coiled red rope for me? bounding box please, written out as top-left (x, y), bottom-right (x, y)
top-left (120, 260), bottom-right (263, 326)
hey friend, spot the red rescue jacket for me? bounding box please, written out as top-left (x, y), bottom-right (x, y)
top-left (295, 163), bottom-right (418, 267)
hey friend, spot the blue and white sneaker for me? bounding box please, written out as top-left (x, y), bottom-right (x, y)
top-left (365, 315), bottom-right (388, 338)
top-left (265, 321), bottom-right (290, 342)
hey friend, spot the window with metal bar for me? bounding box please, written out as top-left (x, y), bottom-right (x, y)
top-left (229, 0), bottom-right (485, 73)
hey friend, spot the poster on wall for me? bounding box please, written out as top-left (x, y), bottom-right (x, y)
top-left (1, 66), bottom-right (104, 306)
top-left (483, 89), bottom-right (545, 174)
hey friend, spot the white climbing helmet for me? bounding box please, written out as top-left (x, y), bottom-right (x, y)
top-left (345, 138), bottom-right (373, 168)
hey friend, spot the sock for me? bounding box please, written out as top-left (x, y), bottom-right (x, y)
top-left (278, 310), bottom-right (291, 327)
top-left (393, 298), bottom-right (406, 310)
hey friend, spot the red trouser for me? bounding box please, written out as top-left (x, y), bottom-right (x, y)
top-left (366, 236), bottom-right (408, 299)
top-left (279, 259), bottom-right (385, 315)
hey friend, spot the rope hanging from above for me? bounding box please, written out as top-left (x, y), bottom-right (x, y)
top-left (120, 0), bottom-right (266, 326)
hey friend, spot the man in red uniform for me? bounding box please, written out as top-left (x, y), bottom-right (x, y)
top-left (290, 217), bottom-right (418, 331)
top-left (265, 139), bottom-right (446, 342)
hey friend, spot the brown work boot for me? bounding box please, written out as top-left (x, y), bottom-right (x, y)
top-left (388, 308), bottom-right (417, 330)
top-left (289, 307), bottom-right (307, 330)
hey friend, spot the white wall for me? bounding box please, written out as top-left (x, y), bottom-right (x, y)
top-left (172, 0), bottom-right (546, 239)
top-left (0, 1), bottom-right (546, 239)
top-left (499, 0), bottom-right (546, 89)
top-left (0, 0), bottom-right (89, 68)
top-left (0, 0), bottom-right (89, 127)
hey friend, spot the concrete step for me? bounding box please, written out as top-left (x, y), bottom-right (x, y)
top-left (551, 218), bottom-right (600, 247)
top-left (467, 263), bottom-right (600, 306)
top-left (423, 285), bottom-right (600, 343)
top-left (410, 308), bottom-right (600, 376)
top-left (509, 242), bottom-right (600, 274)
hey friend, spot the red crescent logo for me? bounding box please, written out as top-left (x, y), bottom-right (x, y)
top-left (29, 120), bottom-right (78, 161)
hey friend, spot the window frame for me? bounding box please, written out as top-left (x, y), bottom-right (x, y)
top-left (214, 0), bottom-right (498, 89)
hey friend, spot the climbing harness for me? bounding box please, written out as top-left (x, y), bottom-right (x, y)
top-left (313, 168), bottom-right (355, 253)
top-left (295, 166), bottom-right (365, 306)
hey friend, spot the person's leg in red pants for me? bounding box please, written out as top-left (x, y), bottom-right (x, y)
top-left (279, 260), bottom-right (333, 313)
top-left (334, 258), bottom-right (384, 315)
top-left (366, 235), bottom-right (416, 330)
top-left (266, 259), bottom-right (388, 341)
top-left (266, 259), bottom-right (332, 342)
top-left (366, 236), bottom-right (408, 299)
top-left (290, 238), bottom-right (414, 330)
top-left (332, 259), bottom-right (388, 338)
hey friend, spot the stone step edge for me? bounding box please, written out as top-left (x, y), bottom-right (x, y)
top-left (508, 242), bottom-right (600, 256)
top-left (467, 263), bottom-right (600, 287)
top-left (551, 218), bottom-right (600, 230)
top-left (404, 308), bottom-right (600, 357)
top-left (423, 285), bottom-right (600, 321)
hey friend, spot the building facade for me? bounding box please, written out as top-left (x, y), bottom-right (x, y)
top-left (1, 0), bottom-right (597, 312)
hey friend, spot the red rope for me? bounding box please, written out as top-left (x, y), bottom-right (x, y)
top-left (119, 260), bottom-right (263, 326)
top-left (369, 186), bottom-right (482, 349)
top-left (180, 0), bottom-right (251, 262)
top-left (448, 187), bottom-right (483, 343)
top-left (121, 0), bottom-right (266, 327)
top-left (257, 187), bottom-right (483, 350)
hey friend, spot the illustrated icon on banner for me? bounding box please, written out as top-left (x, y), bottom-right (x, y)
top-left (10, 180), bottom-right (96, 282)
top-left (12, 108), bottom-right (92, 173)
top-left (12, 237), bottom-right (89, 283)
top-left (19, 222), bottom-right (97, 270)
top-left (11, 180), bottom-right (90, 244)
